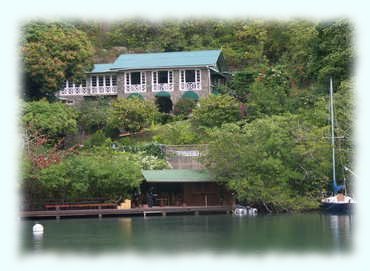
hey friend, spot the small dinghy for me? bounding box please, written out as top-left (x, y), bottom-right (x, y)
top-left (233, 205), bottom-right (257, 216)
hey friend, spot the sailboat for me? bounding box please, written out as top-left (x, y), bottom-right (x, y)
top-left (320, 78), bottom-right (356, 214)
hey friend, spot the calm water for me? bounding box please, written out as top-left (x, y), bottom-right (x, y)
top-left (21, 213), bottom-right (353, 254)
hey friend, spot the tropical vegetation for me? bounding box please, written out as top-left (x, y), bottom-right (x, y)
top-left (20, 18), bottom-right (353, 212)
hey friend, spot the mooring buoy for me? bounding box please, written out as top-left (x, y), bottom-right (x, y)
top-left (32, 223), bottom-right (44, 234)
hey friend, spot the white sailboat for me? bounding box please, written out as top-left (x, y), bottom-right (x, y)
top-left (320, 78), bottom-right (356, 213)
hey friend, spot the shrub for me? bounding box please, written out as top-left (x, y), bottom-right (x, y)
top-left (247, 66), bottom-right (291, 119)
top-left (22, 99), bottom-right (78, 141)
top-left (133, 152), bottom-right (169, 170)
top-left (154, 113), bottom-right (175, 124)
top-left (38, 152), bottom-right (143, 200)
top-left (173, 98), bottom-right (197, 117)
top-left (121, 142), bottom-right (165, 159)
top-left (108, 98), bottom-right (158, 133)
top-left (84, 130), bottom-right (108, 147)
top-left (192, 94), bottom-right (241, 128)
top-left (153, 121), bottom-right (200, 145)
top-left (77, 98), bottom-right (111, 133)
top-left (205, 114), bottom-right (331, 212)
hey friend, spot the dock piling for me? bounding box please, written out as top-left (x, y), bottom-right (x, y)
top-left (98, 206), bottom-right (102, 219)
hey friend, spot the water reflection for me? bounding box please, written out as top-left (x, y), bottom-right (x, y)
top-left (32, 232), bottom-right (43, 253)
top-left (328, 214), bottom-right (353, 251)
top-left (22, 213), bottom-right (353, 254)
top-left (118, 218), bottom-right (132, 241)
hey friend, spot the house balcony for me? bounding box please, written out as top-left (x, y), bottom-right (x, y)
top-left (180, 82), bottom-right (201, 91)
top-left (125, 84), bottom-right (146, 93)
top-left (59, 86), bottom-right (89, 96)
top-left (90, 86), bottom-right (118, 95)
top-left (152, 83), bottom-right (174, 92)
top-left (59, 86), bottom-right (118, 96)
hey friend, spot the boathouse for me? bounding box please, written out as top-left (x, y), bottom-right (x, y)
top-left (58, 50), bottom-right (228, 110)
top-left (141, 169), bottom-right (233, 207)
top-left (139, 145), bottom-right (234, 208)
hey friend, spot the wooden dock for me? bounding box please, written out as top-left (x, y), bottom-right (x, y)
top-left (21, 206), bottom-right (232, 219)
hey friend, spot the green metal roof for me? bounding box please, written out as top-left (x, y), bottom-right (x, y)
top-left (91, 64), bottom-right (114, 73)
top-left (89, 50), bottom-right (223, 73)
top-left (155, 91), bottom-right (171, 97)
top-left (112, 50), bottom-right (222, 70)
top-left (142, 169), bottom-right (213, 183)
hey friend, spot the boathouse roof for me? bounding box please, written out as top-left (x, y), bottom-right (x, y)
top-left (142, 169), bottom-right (213, 183)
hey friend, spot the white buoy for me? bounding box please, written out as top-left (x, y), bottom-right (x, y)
top-left (33, 223), bottom-right (44, 234)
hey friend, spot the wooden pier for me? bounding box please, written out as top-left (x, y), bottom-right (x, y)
top-left (21, 206), bottom-right (232, 220)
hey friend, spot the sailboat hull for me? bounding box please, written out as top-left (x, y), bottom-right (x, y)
top-left (320, 202), bottom-right (354, 214)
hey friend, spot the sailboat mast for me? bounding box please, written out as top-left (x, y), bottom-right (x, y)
top-left (330, 78), bottom-right (336, 191)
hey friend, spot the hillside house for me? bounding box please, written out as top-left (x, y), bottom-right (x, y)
top-left (58, 49), bottom-right (228, 111)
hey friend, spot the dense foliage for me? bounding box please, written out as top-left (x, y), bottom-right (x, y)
top-left (153, 121), bottom-right (201, 145)
top-left (205, 116), bottom-right (332, 212)
top-left (192, 94), bottom-right (241, 128)
top-left (24, 146), bottom-right (168, 204)
top-left (20, 18), bottom-right (354, 212)
top-left (22, 99), bottom-right (78, 140)
top-left (173, 98), bottom-right (197, 118)
top-left (119, 142), bottom-right (165, 159)
top-left (22, 22), bottom-right (94, 100)
top-left (76, 98), bottom-right (111, 133)
top-left (37, 151), bottom-right (142, 200)
top-left (72, 18), bottom-right (351, 86)
top-left (109, 98), bottom-right (158, 133)
top-left (247, 66), bottom-right (291, 119)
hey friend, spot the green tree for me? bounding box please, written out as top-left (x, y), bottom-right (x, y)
top-left (205, 114), bottom-right (332, 212)
top-left (225, 70), bottom-right (256, 103)
top-left (279, 20), bottom-right (318, 88)
top-left (297, 80), bottom-right (354, 186)
top-left (247, 66), bottom-right (291, 119)
top-left (22, 22), bottom-right (94, 100)
top-left (22, 99), bottom-right (78, 140)
top-left (311, 19), bottom-right (353, 88)
top-left (38, 152), bottom-right (142, 200)
top-left (133, 152), bottom-right (169, 170)
top-left (173, 98), bottom-right (197, 118)
top-left (109, 98), bottom-right (158, 133)
top-left (77, 97), bottom-right (111, 133)
top-left (192, 94), bottom-right (241, 128)
top-left (153, 120), bottom-right (200, 145)
top-left (84, 130), bottom-right (108, 147)
top-left (235, 21), bottom-right (269, 68)
top-left (107, 19), bottom-right (163, 52)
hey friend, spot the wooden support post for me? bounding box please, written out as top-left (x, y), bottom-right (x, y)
top-left (162, 212), bottom-right (166, 217)
top-left (56, 206), bottom-right (60, 220)
top-left (195, 211), bottom-right (199, 216)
